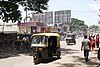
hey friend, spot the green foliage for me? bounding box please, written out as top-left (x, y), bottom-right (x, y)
top-left (70, 18), bottom-right (88, 31)
top-left (0, 0), bottom-right (49, 22)
top-left (89, 25), bottom-right (99, 30)
top-left (19, 0), bottom-right (49, 13)
top-left (0, 1), bottom-right (21, 22)
top-left (98, 20), bottom-right (100, 25)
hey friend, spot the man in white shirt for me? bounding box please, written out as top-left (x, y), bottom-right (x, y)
top-left (81, 35), bottom-right (90, 62)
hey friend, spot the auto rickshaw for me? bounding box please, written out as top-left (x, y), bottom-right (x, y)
top-left (66, 33), bottom-right (76, 45)
top-left (31, 33), bottom-right (61, 64)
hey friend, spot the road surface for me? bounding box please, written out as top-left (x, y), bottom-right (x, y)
top-left (0, 37), bottom-right (100, 67)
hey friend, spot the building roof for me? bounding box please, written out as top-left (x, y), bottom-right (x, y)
top-left (17, 22), bottom-right (46, 27)
top-left (0, 31), bottom-right (17, 34)
top-left (0, 25), bottom-right (18, 34)
top-left (32, 33), bottom-right (60, 37)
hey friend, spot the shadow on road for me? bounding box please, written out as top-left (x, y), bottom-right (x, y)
top-left (0, 50), bottom-right (31, 59)
top-left (72, 56), bottom-right (99, 67)
top-left (40, 57), bottom-right (60, 63)
top-left (54, 62), bottom-right (81, 67)
top-left (34, 48), bottom-right (79, 64)
top-left (0, 47), bottom-right (79, 59)
top-left (54, 56), bottom-right (99, 67)
top-left (61, 48), bottom-right (79, 56)
top-left (0, 52), bottom-right (20, 59)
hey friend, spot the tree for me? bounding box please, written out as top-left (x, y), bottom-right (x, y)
top-left (98, 20), bottom-right (100, 26)
top-left (0, 0), bottom-right (49, 23)
top-left (89, 25), bottom-right (99, 31)
top-left (70, 18), bottom-right (88, 31)
top-left (20, 0), bottom-right (49, 13)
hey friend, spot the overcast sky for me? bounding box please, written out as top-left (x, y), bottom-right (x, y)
top-left (1, 0), bottom-right (100, 26)
top-left (18, 0), bottom-right (100, 26)
top-left (47, 0), bottom-right (100, 26)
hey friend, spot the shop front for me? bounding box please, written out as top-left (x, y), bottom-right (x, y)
top-left (17, 22), bottom-right (46, 34)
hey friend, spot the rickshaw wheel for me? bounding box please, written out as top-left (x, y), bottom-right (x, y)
top-left (34, 57), bottom-right (40, 64)
top-left (57, 50), bottom-right (61, 58)
top-left (74, 41), bottom-right (76, 45)
top-left (57, 54), bottom-right (60, 58)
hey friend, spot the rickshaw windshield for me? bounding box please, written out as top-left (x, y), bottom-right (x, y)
top-left (32, 35), bottom-right (47, 44)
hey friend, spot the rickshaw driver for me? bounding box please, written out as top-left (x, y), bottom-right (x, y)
top-left (48, 40), bottom-right (53, 57)
top-left (38, 36), bottom-right (42, 44)
top-left (33, 36), bottom-right (42, 44)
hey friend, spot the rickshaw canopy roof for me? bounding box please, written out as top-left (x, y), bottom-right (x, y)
top-left (32, 33), bottom-right (60, 37)
top-left (67, 33), bottom-right (75, 35)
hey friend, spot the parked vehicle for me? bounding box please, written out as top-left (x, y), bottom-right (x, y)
top-left (15, 34), bottom-right (31, 52)
top-left (31, 33), bottom-right (61, 64)
top-left (66, 33), bottom-right (76, 45)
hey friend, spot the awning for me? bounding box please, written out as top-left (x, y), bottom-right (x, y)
top-left (0, 31), bottom-right (17, 34)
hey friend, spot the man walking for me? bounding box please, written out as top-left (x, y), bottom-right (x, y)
top-left (81, 35), bottom-right (90, 62)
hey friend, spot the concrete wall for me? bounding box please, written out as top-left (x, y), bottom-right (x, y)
top-left (0, 25), bottom-right (18, 33)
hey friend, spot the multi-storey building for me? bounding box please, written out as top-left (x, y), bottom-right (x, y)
top-left (55, 10), bottom-right (71, 32)
top-left (44, 12), bottom-right (53, 26)
top-left (32, 11), bottom-right (53, 26)
top-left (32, 10), bottom-right (71, 33)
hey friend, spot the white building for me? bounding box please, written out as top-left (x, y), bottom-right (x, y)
top-left (0, 23), bottom-right (18, 33)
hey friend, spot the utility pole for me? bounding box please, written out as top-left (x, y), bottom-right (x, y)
top-left (25, 0), bottom-right (28, 34)
top-left (2, 22), bottom-right (5, 33)
top-left (26, 7), bottom-right (27, 23)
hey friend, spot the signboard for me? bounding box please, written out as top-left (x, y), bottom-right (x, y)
top-left (17, 22), bottom-right (35, 26)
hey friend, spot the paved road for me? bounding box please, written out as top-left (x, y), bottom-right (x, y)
top-left (0, 37), bottom-right (100, 67)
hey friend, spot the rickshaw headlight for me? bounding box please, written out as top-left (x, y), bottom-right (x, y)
top-left (39, 48), bottom-right (43, 51)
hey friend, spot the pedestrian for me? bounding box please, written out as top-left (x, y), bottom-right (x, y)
top-left (81, 35), bottom-right (90, 62)
top-left (94, 35), bottom-right (97, 48)
top-left (89, 35), bottom-right (93, 51)
top-left (92, 39), bottom-right (95, 51)
top-left (96, 34), bottom-right (99, 48)
top-left (91, 35), bottom-right (95, 51)
top-left (97, 48), bottom-right (100, 67)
